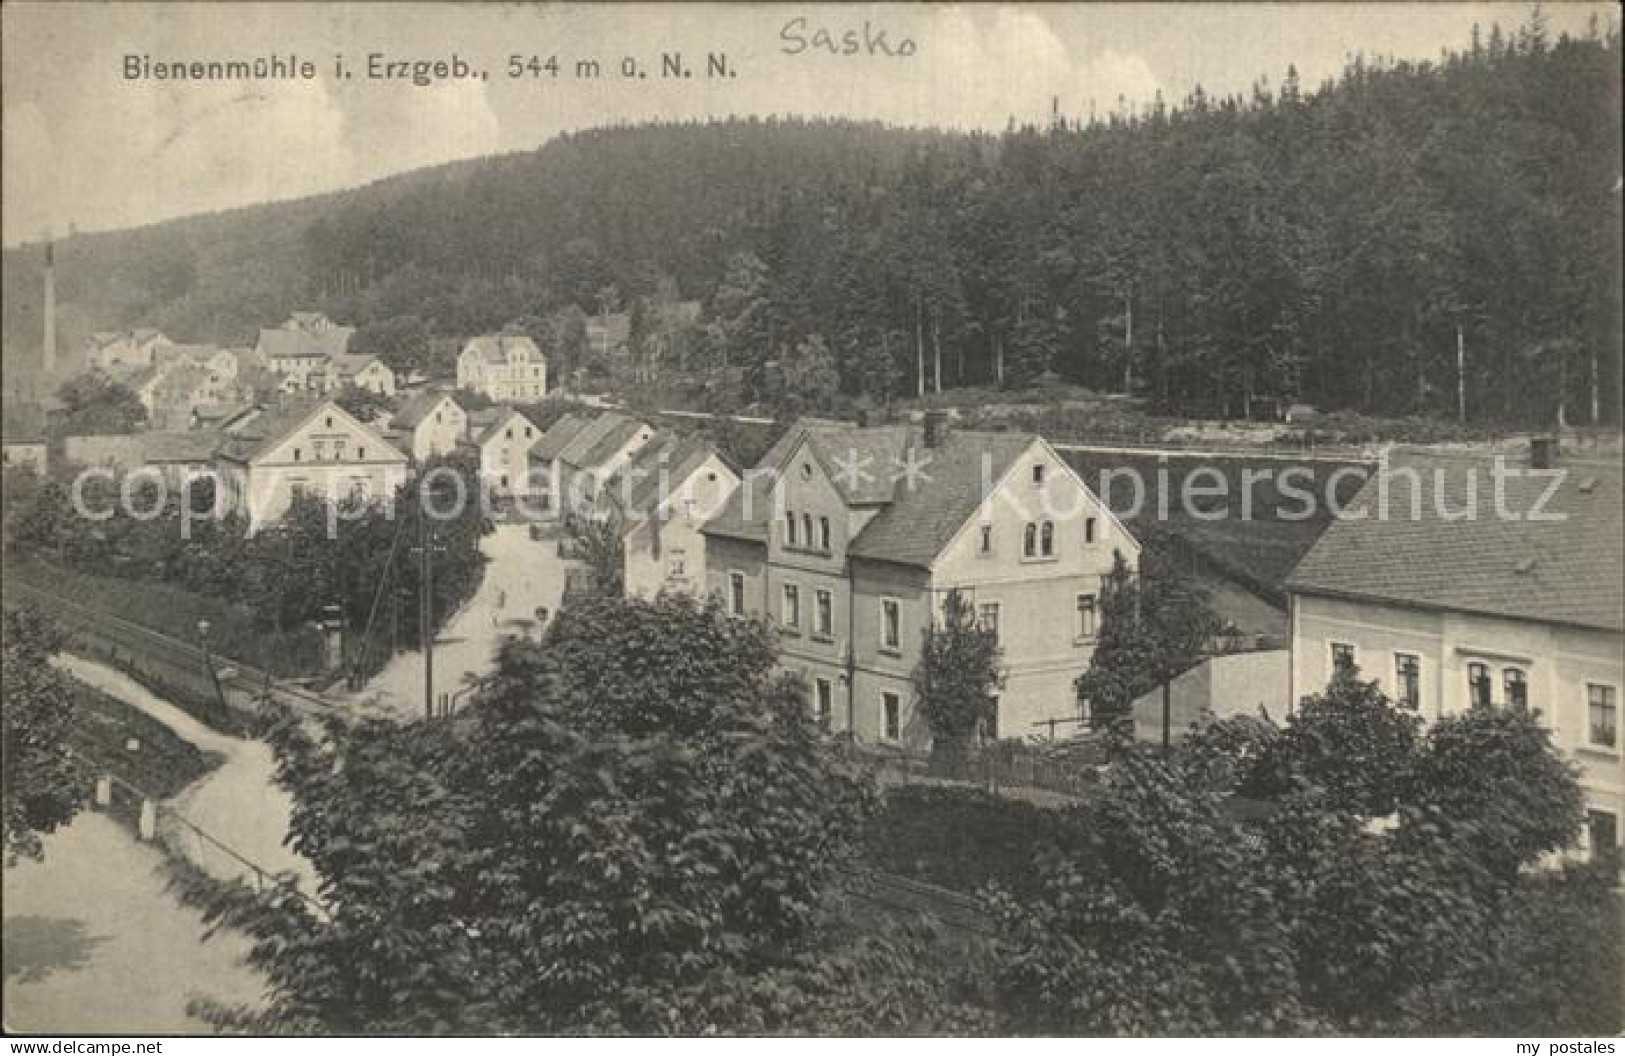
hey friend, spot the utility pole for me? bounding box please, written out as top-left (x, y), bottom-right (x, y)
top-left (419, 520), bottom-right (435, 720)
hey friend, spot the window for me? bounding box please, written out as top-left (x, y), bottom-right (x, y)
top-left (1076, 594), bottom-right (1098, 639)
top-left (802, 514), bottom-right (814, 548)
top-left (979, 524), bottom-right (993, 553)
top-left (525, 426), bottom-right (533, 439)
top-left (325, 416), bottom-right (333, 428)
top-left (782, 583), bottom-right (801, 629)
top-left (881, 599), bottom-right (901, 651)
top-left (815, 678), bottom-right (833, 728)
top-left (1588, 810), bottom-right (1619, 869)
top-left (1503, 668), bottom-right (1528, 712)
top-left (784, 511), bottom-right (797, 546)
top-left (819, 516), bottom-right (831, 551)
top-left (1040, 521), bottom-right (1055, 557)
top-left (1589, 684), bottom-right (1618, 749)
top-left (505, 427), bottom-right (514, 440)
top-left (1467, 662), bottom-right (1492, 710)
top-left (978, 602), bottom-right (1000, 641)
top-left (1023, 523), bottom-right (1037, 558)
top-left (500, 474), bottom-right (510, 488)
top-left (1031, 464), bottom-right (1045, 485)
top-left (313, 440), bottom-right (326, 461)
top-left (882, 692), bottom-right (901, 741)
top-left (1331, 643), bottom-right (1357, 676)
top-left (358, 446), bottom-right (365, 460)
top-left (1085, 517), bottom-right (1098, 544)
top-left (1395, 653), bottom-right (1421, 710)
top-left (293, 447), bottom-right (302, 462)
top-left (435, 411), bottom-right (442, 424)
top-left (815, 590), bottom-right (833, 638)
top-left (728, 572), bottom-right (746, 617)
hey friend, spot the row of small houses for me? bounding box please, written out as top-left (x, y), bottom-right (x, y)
top-left (83, 312), bottom-right (550, 432)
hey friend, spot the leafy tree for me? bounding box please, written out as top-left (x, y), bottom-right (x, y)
top-left (560, 510), bottom-right (624, 597)
top-left (349, 315), bottom-right (431, 376)
top-left (1248, 667), bottom-right (1423, 815)
top-left (1076, 539), bottom-right (1219, 729)
top-left (910, 588), bottom-right (1004, 768)
top-left (185, 592), bottom-right (878, 1034)
top-left (1411, 706), bottom-right (1585, 876)
top-left (770, 334), bottom-right (842, 418)
top-left (52, 374), bottom-right (146, 436)
top-left (2, 607), bottom-right (82, 864)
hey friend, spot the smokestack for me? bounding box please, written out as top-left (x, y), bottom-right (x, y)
top-left (42, 237), bottom-right (56, 379)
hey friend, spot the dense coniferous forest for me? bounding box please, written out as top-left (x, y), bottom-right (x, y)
top-left (4, 12), bottom-right (1619, 425)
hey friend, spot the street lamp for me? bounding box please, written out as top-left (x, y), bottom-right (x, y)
top-left (195, 619), bottom-right (230, 718)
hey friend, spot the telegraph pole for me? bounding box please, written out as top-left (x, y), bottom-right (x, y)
top-left (419, 518), bottom-right (435, 720)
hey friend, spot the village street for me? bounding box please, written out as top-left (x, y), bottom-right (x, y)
top-left (53, 654), bottom-right (318, 895)
top-left (2, 811), bottom-right (265, 1033)
top-left (347, 522), bottom-right (573, 721)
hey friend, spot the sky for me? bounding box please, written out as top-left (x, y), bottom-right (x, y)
top-left (3, 1), bottom-right (1617, 245)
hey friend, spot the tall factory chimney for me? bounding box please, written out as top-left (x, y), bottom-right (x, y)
top-left (42, 236), bottom-right (57, 380)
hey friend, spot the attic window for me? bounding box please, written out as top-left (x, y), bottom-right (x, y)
top-left (1032, 464), bottom-right (1045, 485)
top-left (801, 463), bottom-right (813, 480)
top-left (325, 416), bottom-right (333, 428)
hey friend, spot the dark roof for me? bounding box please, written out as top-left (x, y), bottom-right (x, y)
top-left (67, 431), bottom-right (222, 465)
top-left (700, 419), bottom-right (1040, 568)
top-left (1286, 452), bottom-right (1624, 633)
top-left (462, 334), bottom-right (542, 365)
top-left (573, 415), bottom-right (650, 471)
top-left (847, 431), bottom-right (1036, 567)
top-left (531, 413), bottom-right (591, 463)
top-left (602, 433), bottom-right (721, 526)
top-left (256, 324), bottom-right (353, 361)
top-left (216, 401), bottom-right (324, 462)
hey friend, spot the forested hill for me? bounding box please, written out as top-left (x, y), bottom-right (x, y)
top-left (5, 13), bottom-right (1620, 425)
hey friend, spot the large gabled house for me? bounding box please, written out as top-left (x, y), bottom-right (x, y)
top-left (256, 312), bottom-right (358, 393)
top-left (701, 415), bottom-right (1139, 747)
top-left (529, 412), bottom-right (593, 509)
top-left (598, 433), bottom-right (740, 599)
top-left (213, 399), bottom-right (409, 529)
top-left (472, 405), bottom-right (548, 502)
top-left (1285, 447), bottom-right (1624, 864)
top-left (456, 334), bottom-right (547, 402)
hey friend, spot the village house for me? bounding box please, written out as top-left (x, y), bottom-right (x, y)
top-left (212, 399), bottom-right (409, 529)
top-left (63, 431), bottom-right (221, 491)
top-left (87, 329), bottom-right (173, 374)
top-left (598, 433), bottom-right (740, 599)
top-left (389, 390), bottom-right (468, 462)
top-left (472, 405), bottom-right (548, 502)
top-left (256, 312), bottom-right (356, 392)
top-left (315, 351), bottom-right (398, 398)
top-left (548, 411), bottom-right (655, 514)
top-left (456, 334), bottom-right (547, 402)
top-left (528, 412), bottom-right (590, 508)
top-left (1285, 446), bottom-right (1624, 865)
top-left (701, 414), bottom-right (1139, 747)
